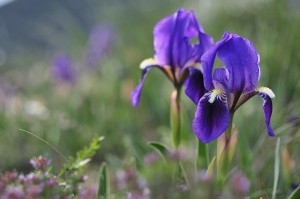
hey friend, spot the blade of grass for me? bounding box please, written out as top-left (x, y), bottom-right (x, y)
top-left (19, 129), bottom-right (67, 161)
top-left (98, 162), bottom-right (110, 199)
top-left (148, 141), bottom-right (169, 162)
top-left (272, 138), bottom-right (281, 199)
top-left (287, 185), bottom-right (300, 199)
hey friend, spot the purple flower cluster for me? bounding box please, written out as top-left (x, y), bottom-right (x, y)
top-left (0, 156), bottom-right (95, 199)
top-left (132, 8), bottom-right (275, 143)
top-left (115, 167), bottom-right (150, 199)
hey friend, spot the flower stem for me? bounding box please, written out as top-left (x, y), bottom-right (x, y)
top-left (225, 112), bottom-right (234, 139)
top-left (170, 88), bottom-right (182, 148)
top-left (217, 111), bottom-right (237, 183)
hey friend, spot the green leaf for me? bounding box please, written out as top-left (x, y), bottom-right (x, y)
top-left (59, 136), bottom-right (103, 177)
top-left (98, 162), bottom-right (110, 199)
top-left (272, 138), bottom-right (281, 199)
top-left (196, 139), bottom-right (207, 168)
top-left (206, 156), bottom-right (216, 177)
top-left (287, 185), bottom-right (300, 199)
top-left (179, 162), bottom-right (190, 188)
top-left (147, 141), bottom-right (169, 161)
top-left (217, 125), bottom-right (238, 183)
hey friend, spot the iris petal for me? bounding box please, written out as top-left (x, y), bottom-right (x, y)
top-left (201, 32), bottom-right (232, 91)
top-left (185, 68), bottom-right (206, 104)
top-left (213, 67), bottom-right (229, 93)
top-left (193, 92), bottom-right (230, 143)
top-left (257, 91), bottom-right (275, 136)
top-left (154, 9), bottom-right (213, 69)
top-left (131, 65), bottom-right (157, 107)
top-left (153, 11), bottom-right (176, 67)
top-left (218, 34), bottom-right (260, 93)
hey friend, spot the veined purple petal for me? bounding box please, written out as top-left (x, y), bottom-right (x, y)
top-left (193, 92), bottom-right (230, 143)
top-left (201, 32), bottom-right (232, 91)
top-left (218, 34), bottom-right (260, 93)
top-left (184, 11), bottom-right (214, 63)
top-left (185, 68), bottom-right (205, 104)
top-left (257, 92), bottom-right (275, 136)
top-left (131, 65), bottom-right (157, 107)
top-left (154, 9), bottom-right (213, 69)
top-left (213, 67), bottom-right (229, 93)
top-left (153, 11), bottom-right (175, 67)
top-left (197, 32), bottom-right (214, 61)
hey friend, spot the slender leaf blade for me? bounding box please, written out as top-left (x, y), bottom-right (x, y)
top-left (98, 162), bottom-right (110, 199)
top-left (147, 141), bottom-right (169, 161)
top-left (287, 185), bottom-right (300, 199)
top-left (272, 138), bottom-right (281, 199)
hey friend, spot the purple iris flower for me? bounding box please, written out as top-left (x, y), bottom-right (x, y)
top-left (186, 32), bottom-right (275, 143)
top-left (131, 8), bottom-right (213, 106)
top-left (52, 55), bottom-right (76, 83)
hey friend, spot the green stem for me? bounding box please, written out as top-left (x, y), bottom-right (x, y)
top-left (225, 112), bottom-right (235, 139)
top-left (170, 87), bottom-right (182, 148)
top-left (217, 111), bottom-right (237, 183)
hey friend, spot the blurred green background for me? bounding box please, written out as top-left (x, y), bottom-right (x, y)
top-left (0, 0), bottom-right (299, 197)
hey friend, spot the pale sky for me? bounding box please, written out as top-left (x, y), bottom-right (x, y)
top-left (0, 0), bottom-right (14, 7)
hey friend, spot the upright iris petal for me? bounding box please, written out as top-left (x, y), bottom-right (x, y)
top-left (217, 34), bottom-right (260, 93)
top-left (186, 32), bottom-right (275, 142)
top-left (131, 9), bottom-right (213, 106)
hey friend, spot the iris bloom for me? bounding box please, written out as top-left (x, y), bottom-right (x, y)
top-left (131, 8), bottom-right (213, 106)
top-left (52, 55), bottom-right (76, 83)
top-left (186, 32), bottom-right (275, 143)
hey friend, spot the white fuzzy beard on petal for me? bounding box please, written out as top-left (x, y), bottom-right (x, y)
top-left (208, 89), bottom-right (224, 103)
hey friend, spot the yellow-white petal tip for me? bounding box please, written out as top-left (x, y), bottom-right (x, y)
top-left (139, 58), bottom-right (157, 69)
top-left (257, 87), bottom-right (275, 98)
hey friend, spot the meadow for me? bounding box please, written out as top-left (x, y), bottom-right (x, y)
top-left (0, 0), bottom-right (299, 198)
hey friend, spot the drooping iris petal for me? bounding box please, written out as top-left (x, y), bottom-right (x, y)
top-left (218, 34), bottom-right (260, 93)
top-left (201, 32), bottom-right (232, 91)
top-left (193, 92), bottom-right (230, 143)
top-left (257, 92), bottom-right (275, 136)
top-left (131, 65), bottom-right (157, 107)
top-left (185, 68), bottom-right (205, 104)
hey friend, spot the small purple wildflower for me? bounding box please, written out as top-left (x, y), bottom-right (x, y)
top-left (78, 186), bottom-right (97, 199)
top-left (2, 186), bottom-right (24, 199)
top-left (143, 152), bottom-right (159, 166)
top-left (30, 156), bottom-right (51, 170)
top-left (229, 171), bottom-right (250, 197)
top-left (85, 25), bottom-right (115, 67)
top-left (52, 54), bottom-right (76, 83)
top-left (167, 149), bottom-right (185, 161)
top-left (1, 172), bottom-right (18, 184)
